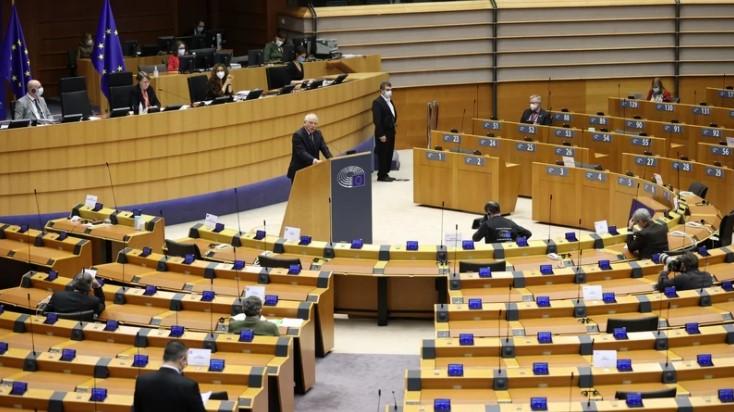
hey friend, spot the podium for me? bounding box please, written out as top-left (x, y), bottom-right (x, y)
top-left (281, 152), bottom-right (373, 243)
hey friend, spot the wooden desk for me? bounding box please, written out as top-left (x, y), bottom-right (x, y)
top-left (706, 87), bottom-right (734, 109)
top-left (413, 148), bottom-right (520, 214)
top-left (608, 96), bottom-right (734, 130)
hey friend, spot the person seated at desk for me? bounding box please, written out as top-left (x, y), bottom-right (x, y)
top-left (519, 94), bottom-right (551, 125)
top-left (130, 71), bottom-right (160, 114)
top-left (263, 31), bottom-right (286, 63)
top-left (287, 113), bottom-right (333, 182)
top-left (76, 32), bottom-right (93, 59)
top-left (287, 45), bottom-right (307, 83)
top-left (14, 79), bottom-right (52, 121)
top-left (228, 296), bottom-right (280, 336)
top-left (646, 77), bottom-right (673, 103)
top-left (625, 208), bottom-right (669, 259)
top-left (134, 341), bottom-right (206, 412)
top-left (167, 41), bottom-right (187, 73)
top-left (656, 252), bottom-right (713, 292)
top-left (193, 20), bottom-right (208, 38)
top-left (45, 270), bottom-right (105, 319)
top-left (206, 63), bottom-right (233, 99)
top-left (472, 201), bottom-right (532, 244)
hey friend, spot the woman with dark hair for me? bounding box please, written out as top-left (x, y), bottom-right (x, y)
top-left (130, 71), bottom-right (160, 114)
top-left (167, 41), bottom-right (187, 72)
top-left (207, 63), bottom-right (233, 99)
top-left (286, 45), bottom-right (307, 82)
top-left (646, 77), bottom-right (673, 103)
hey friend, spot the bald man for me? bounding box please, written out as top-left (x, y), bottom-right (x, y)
top-left (286, 113), bottom-right (333, 182)
top-left (14, 79), bottom-right (51, 121)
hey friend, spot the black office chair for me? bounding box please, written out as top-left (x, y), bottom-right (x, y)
top-left (164, 239), bottom-right (202, 259)
top-left (59, 76), bottom-right (92, 119)
top-left (106, 71), bottom-right (133, 110)
top-left (714, 212), bottom-right (734, 247)
top-left (615, 388), bottom-right (676, 400)
top-left (459, 260), bottom-right (507, 273)
top-left (187, 74), bottom-right (209, 104)
top-left (687, 181), bottom-right (708, 199)
top-left (67, 48), bottom-right (77, 76)
top-left (247, 49), bottom-right (263, 67)
top-left (605, 316), bottom-right (659, 333)
top-left (265, 66), bottom-right (291, 90)
top-left (257, 255), bottom-right (302, 269)
top-left (44, 309), bottom-right (96, 322)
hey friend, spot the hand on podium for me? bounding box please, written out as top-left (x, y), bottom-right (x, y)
top-left (312, 158), bottom-right (322, 165)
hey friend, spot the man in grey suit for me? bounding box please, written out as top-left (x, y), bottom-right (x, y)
top-left (14, 79), bottom-right (51, 120)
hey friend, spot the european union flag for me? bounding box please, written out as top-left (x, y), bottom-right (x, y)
top-left (93, 0), bottom-right (126, 97)
top-left (0, 5), bottom-right (31, 119)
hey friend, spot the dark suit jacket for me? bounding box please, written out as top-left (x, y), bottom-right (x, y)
top-left (372, 96), bottom-right (397, 139)
top-left (287, 127), bottom-right (333, 180)
top-left (472, 215), bottom-right (532, 244)
top-left (134, 367), bottom-right (206, 412)
top-left (45, 287), bottom-right (105, 317)
top-left (519, 108), bottom-right (552, 125)
top-left (626, 221), bottom-right (669, 259)
top-left (130, 86), bottom-right (160, 113)
top-left (286, 61), bottom-right (304, 81)
top-left (656, 269), bottom-right (713, 292)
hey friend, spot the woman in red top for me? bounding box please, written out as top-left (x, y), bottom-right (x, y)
top-left (167, 41), bottom-right (187, 72)
top-left (646, 77), bottom-right (673, 103)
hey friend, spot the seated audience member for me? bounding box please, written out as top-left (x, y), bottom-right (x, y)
top-left (263, 32), bottom-right (286, 63)
top-left (167, 41), bottom-right (187, 72)
top-left (45, 270), bottom-right (105, 318)
top-left (519, 94), bottom-right (551, 125)
top-left (287, 113), bottom-right (333, 182)
top-left (472, 201), bottom-right (532, 244)
top-left (228, 296), bottom-right (280, 336)
top-left (656, 252), bottom-right (713, 291)
top-left (206, 63), bottom-right (233, 99)
top-left (134, 341), bottom-right (206, 412)
top-left (625, 208), bottom-right (669, 259)
top-left (286, 45), bottom-right (307, 82)
top-left (646, 77), bottom-right (673, 103)
top-left (14, 79), bottom-right (52, 120)
top-left (130, 71), bottom-right (160, 114)
top-left (77, 32), bottom-right (93, 59)
top-left (193, 20), bottom-right (208, 38)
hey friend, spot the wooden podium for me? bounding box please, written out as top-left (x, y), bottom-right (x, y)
top-left (281, 152), bottom-right (373, 243)
top-left (413, 148), bottom-right (520, 214)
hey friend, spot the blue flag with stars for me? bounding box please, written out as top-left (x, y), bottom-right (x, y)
top-left (0, 5), bottom-right (31, 119)
top-left (93, 0), bottom-right (125, 98)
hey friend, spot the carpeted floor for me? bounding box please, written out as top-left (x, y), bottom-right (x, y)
top-left (295, 353), bottom-right (419, 412)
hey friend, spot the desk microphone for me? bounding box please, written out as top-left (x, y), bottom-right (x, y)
top-left (547, 76), bottom-right (552, 112)
top-left (328, 197), bottom-right (334, 247)
top-left (104, 162), bottom-right (120, 215)
top-left (460, 107), bottom-right (467, 136)
top-left (391, 390), bottom-right (398, 411)
top-left (233, 188), bottom-right (243, 297)
top-left (439, 201), bottom-right (446, 264)
top-left (262, 219), bottom-right (268, 253)
top-left (33, 189), bottom-right (44, 232)
top-left (567, 372), bottom-right (575, 412)
top-left (576, 219), bottom-right (583, 271)
top-left (159, 209), bottom-right (168, 263)
top-left (376, 389), bottom-right (381, 412)
top-left (496, 308), bottom-right (504, 372)
top-left (452, 224), bottom-right (459, 276)
top-left (208, 278), bottom-right (215, 340)
top-left (27, 293), bottom-right (37, 357)
top-left (155, 87), bottom-right (193, 108)
top-left (505, 285), bottom-right (512, 341)
top-left (546, 194), bottom-right (553, 242)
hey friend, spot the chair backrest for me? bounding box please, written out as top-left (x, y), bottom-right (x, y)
top-left (266, 66), bottom-right (291, 90)
top-left (109, 85), bottom-right (133, 111)
top-left (257, 255), bottom-right (301, 269)
top-left (187, 75), bottom-right (209, 104)
top-left (138, 64), bottom-right (167, 75)
top-left (105, 71), bottom-right (133, 88)
top-left (605, 316), bottom-right (659, 333)
top-left (459, 260), bottom-right (507, 273)
top-left (247, 49), bottom-right (263, 67)
top-left (67, 49), bottom-right (77, 76)
top-left (59, 76), bottom-right (87, 94)
top-left (719, 212), bottom-right (734, 247)
top-left (60, 90), bottom-right (92, 119)
top-left (687, 181), bottom-right (708, 199)
top-left (46, 310), bottom-right (96, 322)
top-left (164, 239), bottom-right (201, 259)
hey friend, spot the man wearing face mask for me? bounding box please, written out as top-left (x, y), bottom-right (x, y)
top-left (372, 81), bottom-right (398, 182)
top-left (133, 341), bottom-right (206, 412)
top-left (76, 33), bottom-right (93, 59)
top-left (14, 79), bottom-right (52, 121)
top-left (520, 95), bottom-right (551, 125)
top-left (167, 41), bottom-right (187, 72)
top-left (193, 20), bottom-right (207, 37)
top-left (287, 113), bottom-right (333, 182)
top-left (264, 32), bottom-right (287, 63)
top-left (646, 77), bottom-right (673, 103)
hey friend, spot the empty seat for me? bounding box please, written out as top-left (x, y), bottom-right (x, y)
top-left (688, 181), bottom-right (708, 199)
top-left (187, 74), bottom-right (208, 104)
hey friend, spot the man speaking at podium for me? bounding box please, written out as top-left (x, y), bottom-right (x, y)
top-left (287, 113), bottom-right (333, 183)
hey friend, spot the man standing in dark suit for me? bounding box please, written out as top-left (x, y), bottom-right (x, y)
top-left (519, 94), bottom-right (551, 126)
top-left (372, 81), bottom-right (397, 182)
top-left (625, 208), bottom-right (669, 259)
top-left (287, 113), bottom-right (333, 182)
top-left (133, 341), bottom-right (206, 412)
top-left (45, 270), bottom-right (105, 320)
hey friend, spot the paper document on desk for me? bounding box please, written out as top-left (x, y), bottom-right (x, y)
top-left (281, 318), bottom-right (304, 328)
top-left (594, 220), bottom-right (608, 235)
top-left (200, 391), bottom-right (212, 404)
top-left (84, 194), bottom-right (98, 208)
top-left (245, 285), bottom-right (266, 301)
top-left (582, 285), bottom-right (603, 301)
top-left (84, 268), bottom-right (97, 279)
top-left (204, 213), bottom-right (219, 229)
top-left (284, 226), bottom-right (301, 242)
top-left (592, 350), bottom-right (617, 368)
top-left (187, 348), bottom-right (211, 366)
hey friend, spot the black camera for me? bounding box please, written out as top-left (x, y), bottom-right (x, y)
top-left (658, 253), bottom-right (682, 272)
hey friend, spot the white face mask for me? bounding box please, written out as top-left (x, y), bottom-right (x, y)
top-left (197, 26), bottom-right (204, 33)
top-left (383, 90), bottom-right (392, 99)
top-left (297, 55), bottom-right (305, 62)
top-left (652, 87), bottom-right (661, 93)
top-left (529, 103), bottom-right (539, 111)
top-left (216, 71), bottom-right (225, 80)
top-left (178, 48), bottom-right (186, 57)
top-left (36, 87), bottom-right (44, 97)
top-left (86, 40), bottom-right (93, 47)
top-left (276, 39), bottom-right (283, 47)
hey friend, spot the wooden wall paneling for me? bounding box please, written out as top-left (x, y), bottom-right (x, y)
top-left (495, 80), bottom-right (586, 125)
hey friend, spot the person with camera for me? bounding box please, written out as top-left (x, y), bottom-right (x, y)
top-left (656, 252), bottom-right (713, 292)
